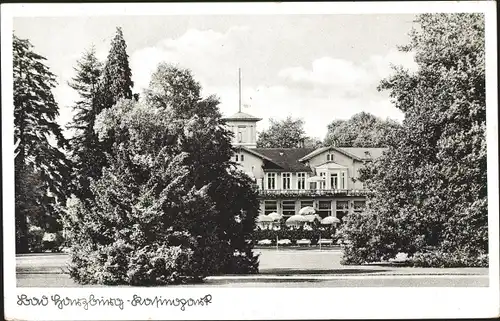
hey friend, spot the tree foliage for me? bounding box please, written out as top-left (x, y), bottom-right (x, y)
top-left (324, 112), bottom-right (401, 147)
top-left (67, 27), bottom-right (134, 202)
top-left (13, 34), bottom-right (71, 252)
top-left (67, 47), bottom-right (105, 200)
top-left (64, 64), bottom-right (260, 285)
top-left (100, 27), bottom-right (134, 109)
top-left (257, 116), bottom-right (314, 148)
top-left (340, 14), bottom-right (487, 267)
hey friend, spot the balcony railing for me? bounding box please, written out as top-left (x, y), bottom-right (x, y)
top-left (257, 188), bottom-right (372, 199)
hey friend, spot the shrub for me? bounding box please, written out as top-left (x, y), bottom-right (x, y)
top-left (339, 209), bottom-right (490, 267)
top-left (128, 244), bottom-right (200, 286)
top-left (409, 250), bottom-right (489, 268)
top-left (338, 212), bottom-right (386, 265)
top-left (67, 230), bottom-right (208, 285)
top-left (67, 239), bottom-right (134, 285)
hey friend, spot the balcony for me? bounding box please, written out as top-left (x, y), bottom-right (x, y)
top-left (257, 188), bottom-right (373, 199)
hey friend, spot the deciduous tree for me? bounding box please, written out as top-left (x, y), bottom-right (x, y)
top-left (324, 112), bottom-right (401, 147)
top-left (340, 14), bottom-right (487, 267)
top-left (257, 116), bottom-right (310, 148)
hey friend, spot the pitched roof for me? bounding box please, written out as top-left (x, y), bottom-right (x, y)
top-left (252, 148), bottom-right (316, 172)
top-left (298, 147), bottom-right (330, 162)
top-left (238, 146), bottom-right (275, 162)
top-left (222, 111), bottom-right (262, 121)
top-left (299, 146), bottom-right (387, 162)
top-left (337, 147), bottom-right (387, 160)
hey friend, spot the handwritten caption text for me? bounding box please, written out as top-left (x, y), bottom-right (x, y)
top-left (17, 294), bottom-right (212, 311)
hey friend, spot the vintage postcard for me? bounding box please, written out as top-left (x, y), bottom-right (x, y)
top-left (2, 1), bottom-right (498, 320)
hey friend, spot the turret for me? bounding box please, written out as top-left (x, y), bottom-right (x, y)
top-left (222, 68), bottom-right (262, 148)
top-left (222, 112), bottom-right (261, 148)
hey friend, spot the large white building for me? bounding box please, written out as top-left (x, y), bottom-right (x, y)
top-left (223, 111), bottom-right (386, 222)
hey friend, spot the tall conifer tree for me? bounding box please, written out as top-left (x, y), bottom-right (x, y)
top-left (67, 47), bottom-right (105, 201)
top-left (101, 27), bottom-right (134, 110)
top-left (13, 34), bottom-right (71, 252)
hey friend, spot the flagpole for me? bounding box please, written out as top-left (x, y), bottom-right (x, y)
top-left (238, 68), bottom-right (242, 113)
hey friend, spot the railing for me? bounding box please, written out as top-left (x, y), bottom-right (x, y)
top-left (257, 189), bottom-right (372, 198)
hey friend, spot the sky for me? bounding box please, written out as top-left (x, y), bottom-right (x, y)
top-left (13, 14), bottom-right (418, 139)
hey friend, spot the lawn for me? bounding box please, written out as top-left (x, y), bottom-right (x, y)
top-left (16, 248), bottom-right (488, 287)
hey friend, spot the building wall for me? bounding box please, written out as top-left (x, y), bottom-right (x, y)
top-left (307, 148), bottom-right (354, 169)
top-left (306, 149), bottom-right (356, 189)
top-left (226, 120), bottom-right (258, 147)
top-left (234, 150), bottom-right (265, 181)
top-left (259, 197), bottom-right (367, 217)
top-left (261, 172), bottom-right (315, 191)
top-left (351, 160), bottom-right (366, 190)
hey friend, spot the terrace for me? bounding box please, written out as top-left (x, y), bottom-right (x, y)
top-left (257, 188), bottom-right (373, 199)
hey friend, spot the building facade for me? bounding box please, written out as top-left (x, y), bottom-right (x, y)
top-left (223, 111), bottom-right (386, 223)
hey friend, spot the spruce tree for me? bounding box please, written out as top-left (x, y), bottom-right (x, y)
top-left (13, 34), bottom-right (71, 252)
top-left (67, 47), bottom-right (105, 201)
top-left (100, 27), bottom-right (134, 110)
top-left (67, 27), bottom-right (134, 201)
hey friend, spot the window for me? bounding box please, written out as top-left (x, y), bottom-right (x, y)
top-left (282, 173), bottom-right (291, 190)
top-left (336, 201), bottom-right (349, 223)
top-left (282, 200), bottom-right (296, 217)
top-left (318, 200), bottom-right (332, 218)
top-left (300, 200), bottom-right (314, 209)
top-left (297, 173), bottom-right (306, 190)
top-left (266, 173), bottom-right (276, 190)
top-left (326, 153), bottom-right (335, 162)
top-left (235, 155), bottom-right (239, 162)
top-left (330, 173), bottom-right (338, 189)
top-left (240, 154), bottom-right (244, 162)
top-left (353, 201), bottom-right (366, 213)
top-left (238, 125), bottom-right (246, 143)
top-left (340, 172), bottom-right (346, 189)
top-left (319, 172), bottom-right (327, 189)
top-left (264, 200), bottom-right (277, 215)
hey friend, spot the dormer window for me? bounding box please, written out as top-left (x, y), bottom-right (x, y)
top-left (326, 153), bottom-right (335, 162)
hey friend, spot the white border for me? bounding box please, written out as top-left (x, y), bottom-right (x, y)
top-left (1, 1), bottom-right (495, 16)
top-left (2, 2), bottom-right (499, 320)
